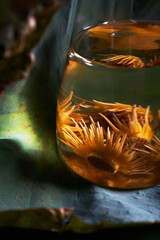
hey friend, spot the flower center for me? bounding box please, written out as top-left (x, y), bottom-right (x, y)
top-left (87, 154), bottom-right (117, 174)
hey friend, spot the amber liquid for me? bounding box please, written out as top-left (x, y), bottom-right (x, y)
top-left (57, 21), bottom-right (160, 189)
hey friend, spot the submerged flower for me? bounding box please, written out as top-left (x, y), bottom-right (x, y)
top-left (92, 100), bottom-right (152, 117)
top-left (61, 117), bottom-right (136, 174)
top-left (83, 99), bottom-right (153, 123)
top-left (57, 91), bottom-right (159, 176)
top-left (100, 105), bottom-right (154, 141)
top-left (56, 91), bottom-right (83, 135)
top-left (100, 55), bottom-right (145, 68)
top-left (145, 136), bottom-right (160, 161)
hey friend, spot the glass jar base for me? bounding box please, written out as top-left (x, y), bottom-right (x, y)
top-left (59, 146), bottom-right (160, 189)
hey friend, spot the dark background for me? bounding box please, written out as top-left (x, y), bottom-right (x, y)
top-left (1, 224), bottom-right (160, 239)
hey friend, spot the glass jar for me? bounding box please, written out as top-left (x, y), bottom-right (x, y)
top-left (56, 0), bottom-right (160, 189)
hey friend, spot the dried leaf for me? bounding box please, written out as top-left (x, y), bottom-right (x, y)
top-left (0, 0), bottom-right (63, 93)
top-left (0, 208), bottom-right (73, 231)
